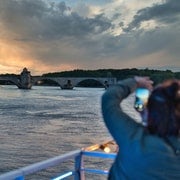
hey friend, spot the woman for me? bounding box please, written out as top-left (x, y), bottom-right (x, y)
top-left (101, 77), bottom-right (180, 179)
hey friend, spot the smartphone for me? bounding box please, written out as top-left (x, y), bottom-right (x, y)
top-left (134, 88), bottom-right (150, 112)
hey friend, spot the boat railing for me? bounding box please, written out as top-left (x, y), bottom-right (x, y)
top-left (0, 149), bottom-right (116, 180)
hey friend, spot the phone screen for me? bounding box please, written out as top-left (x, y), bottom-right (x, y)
top-left (134, 88), bottom-right (150, 112)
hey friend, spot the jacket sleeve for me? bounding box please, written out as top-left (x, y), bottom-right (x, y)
top-left (101, 78), bottom-right (142, 146)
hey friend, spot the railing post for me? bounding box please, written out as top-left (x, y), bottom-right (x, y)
top-left (15, 176), bottom-right (24, 180)
top-left (74, 152), bottom-right (85, 180)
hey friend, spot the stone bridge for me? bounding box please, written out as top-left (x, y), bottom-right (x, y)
top-left (0, 75), bottom-right (117, 89)
top-left (0, 68), bottom-right (117, 89)
top-left (0, 68), bottom-right (32, 89)
top-left (33, 76), bottom-right (116, 89)
top-left (0, 76), bottom-right (20, 87)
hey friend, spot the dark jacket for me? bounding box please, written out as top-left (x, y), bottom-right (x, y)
top-left (102, 78), bottom-right (180, 180)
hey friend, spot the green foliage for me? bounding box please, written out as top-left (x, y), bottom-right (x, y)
top-left (43, 68), bottom-right (179, 85)
top-left (0, 73), bottom-right (19, 78)
top-left (1, 69), bottom-right (179, 86)
top-left (174, 72), bottom-right (180, 79)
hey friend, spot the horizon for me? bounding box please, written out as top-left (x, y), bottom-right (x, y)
top-left (0, 67), bottom-right (179, 77)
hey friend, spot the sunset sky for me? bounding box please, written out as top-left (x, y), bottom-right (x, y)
top-left (0, 0), bottom-right (179, 75)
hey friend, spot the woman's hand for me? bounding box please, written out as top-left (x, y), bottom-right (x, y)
top-left (134, 76), bottom-right (154, 90)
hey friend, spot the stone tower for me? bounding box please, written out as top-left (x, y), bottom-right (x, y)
top-left (19, 68), bottom-right (32, 89)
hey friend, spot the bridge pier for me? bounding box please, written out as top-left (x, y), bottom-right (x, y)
top-left (61, 80), bottom-right (73, 89)
top-left (18, 68), bottom-right (32, 89)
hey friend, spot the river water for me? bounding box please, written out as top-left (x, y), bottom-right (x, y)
top-left (0, 85), bottom-right (140, 179)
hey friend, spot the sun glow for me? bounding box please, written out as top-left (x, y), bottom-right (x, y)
top-left (0, 40), bottom-right (76, 75)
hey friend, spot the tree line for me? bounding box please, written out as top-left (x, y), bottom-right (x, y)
top-left (0, 68), bottom-right (179, 86)
top-left (43, 68), bottom-right (180, 85)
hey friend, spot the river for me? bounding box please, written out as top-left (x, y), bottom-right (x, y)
top-left (0, 85), bottom-right (140, 179)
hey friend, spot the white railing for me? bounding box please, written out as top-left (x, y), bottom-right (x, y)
top-left (0, 150), bottom-right (116, 180)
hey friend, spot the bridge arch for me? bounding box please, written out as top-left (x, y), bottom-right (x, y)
top-left (0, 77), bottom-right (20, 88)
top-left (75, 78), bottom-right (106, 87)
top-left (32, 77), bottom-right (63, 89)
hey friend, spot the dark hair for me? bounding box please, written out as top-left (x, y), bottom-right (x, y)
top-left (147, 81), bottom-right (180, 137)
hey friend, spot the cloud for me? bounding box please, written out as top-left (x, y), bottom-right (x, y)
top-left (0, 0), bottom-right (113, 71)
top-left (0, 0), bottom-right (179, 74)
top-left (124, 0), bottom-right (180, 32)
top-left (0, 0), bottom-right (112, 40)
top-left (117, 0), bottom-right (180, 68)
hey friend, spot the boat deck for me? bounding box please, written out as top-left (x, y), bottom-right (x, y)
top-left (0, 141), bottom-right (117, 180)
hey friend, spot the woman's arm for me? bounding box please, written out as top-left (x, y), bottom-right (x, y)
top-left (101, 77), bottom-right (153, 145)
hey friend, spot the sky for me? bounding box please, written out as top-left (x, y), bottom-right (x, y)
top-left (0, 0), bottom-right (179, 75)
